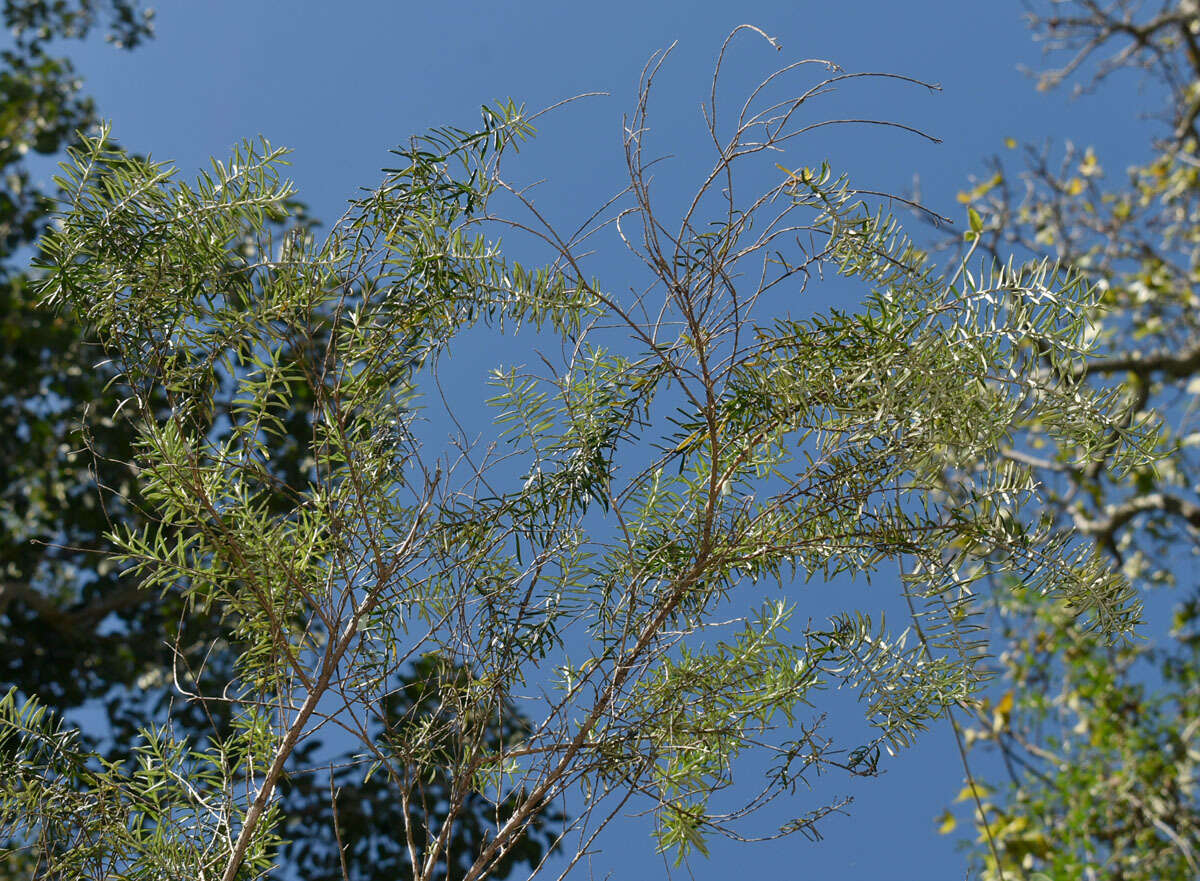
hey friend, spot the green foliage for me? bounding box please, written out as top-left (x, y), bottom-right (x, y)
top-left (0, 686), bottom-right (284, 879)
top-left (941, 3), bottom-right (1200, 878)
top-left (4, 0), bottom-right (154, 50)
top-left (4, 29), bottom-right (1156, 881)
top-left (279, 657), bottom-right (565, 881)
top-left (0, 8), bottom-right (566, 878)
top-left (961, 590), bottom-right (1200, 880)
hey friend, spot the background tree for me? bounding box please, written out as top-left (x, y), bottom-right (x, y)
top-left (943, 2), bottom-right (1200, 877)
top-left (0, 30), bottom-right (1154, 880)
top-left (0, 0), bottom-right (154, 725)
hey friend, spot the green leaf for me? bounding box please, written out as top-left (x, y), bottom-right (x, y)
top-left (968, 206), bottom-right (983, 234)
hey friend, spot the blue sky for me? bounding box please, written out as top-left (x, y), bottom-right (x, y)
top-left (49, 2), bottom-right (1159, 879)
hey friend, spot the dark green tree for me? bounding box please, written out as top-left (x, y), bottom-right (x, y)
top-left (0, 0), bottom-right (158, 731)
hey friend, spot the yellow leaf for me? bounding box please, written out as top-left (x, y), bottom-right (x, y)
top-left (936, 810), bottom-right (957, 834)
top-left (1004, 137), bottom-right (1017, 149)
top-left (994, 690), bottom-right (1014, 715)
top-left (957, 172), bottom-right (1004, 205)
top-left (1003, 815), bottom-right (1029, 835)
top-left (992, 690), bottom-right (1014, 732)
top-left (1065, 178), bottom-right (1085, 196)
top-left (955, 783), bottom-right (993, 803)
top-left (1079, 147), bottom-right (1102, 177)
top-left (673, 428), bottom-right (704, 454)
top-left (775, 163), bottom-right (810, 184)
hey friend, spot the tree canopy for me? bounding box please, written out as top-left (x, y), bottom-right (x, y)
top-left (0, 28), bottom-right (1156, 880)
top-left (942, 2), bottom-right (1200, 878)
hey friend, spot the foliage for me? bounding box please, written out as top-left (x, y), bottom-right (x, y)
top-left (0, 29), bottom-right (1156, 879)
top-left (279, 657), bottom-right (565, 881)
top-left (942, 2), bottom-right (1200, 877)
top-left (0, 0), bottom-right (154, 716)
top-left (0, 5), bottom-right (565, 878)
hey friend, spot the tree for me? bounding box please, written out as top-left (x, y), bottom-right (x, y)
top-left (0, 28), bottom-right (1153, 881)
top-left (0, 0), bottom-right (155, 718)
top-left (941, 2), bottom-right (1200, 877)
top-left (0, 5), bottom-right (564, 878)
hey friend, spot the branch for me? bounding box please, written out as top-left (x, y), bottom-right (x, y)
top-left (218, 488), bottom-right (436, 881)
top-left (1071, 340), bottom-right (1200, 381)
top-left (0, 580), bottom-right (65, 623)
top-left (1072, 491), bottom-right (1200, 542)
top-left (0, 577), bottom-right (148, 634)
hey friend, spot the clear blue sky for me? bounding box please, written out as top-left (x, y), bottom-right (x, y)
top-left (52, 2), bottom-right (1155, 878)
